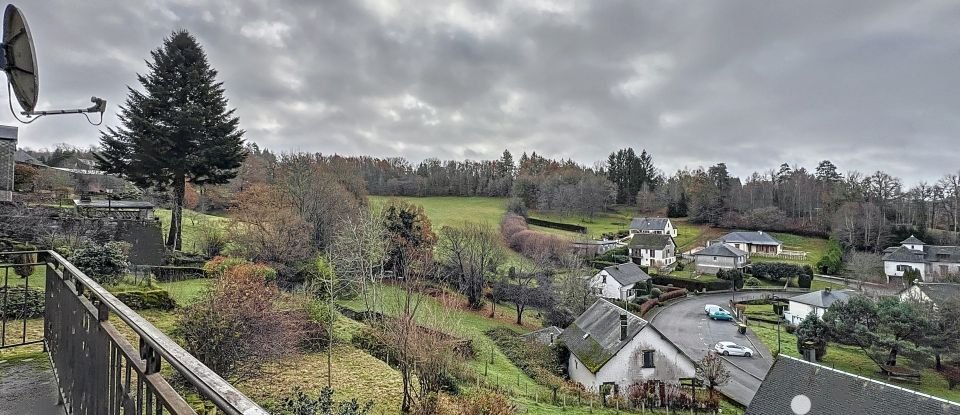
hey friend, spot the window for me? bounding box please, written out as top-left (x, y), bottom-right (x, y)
top-left (603, 274), bottom-right (607, 283)
top-left (642, 350), bottom-right (655, 368)
top-left (896, 265), bottom-right (913, 272)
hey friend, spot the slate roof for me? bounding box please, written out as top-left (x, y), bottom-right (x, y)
top-left (914, 283), bottom-right (960, 307)
top-left (629, 217), bottom-right (670, 231)
top-left (883, 245), bottom-right (960, 264)
top-left (558, 299), bottom-right (647, 373)
top-left (747, 355), bottom-right (960, 415)
top-left (628, 233), bottom-right (675, 250)
top-left (901, 235), bottom-right (926, 245)
top-left (694, 243), bottom-right (747, 258)
top-left (788, 289), bottom-right (854, 309)
top-left (718, 231), bottom-right (782, 246)
top-left (520, 326), bottom-right (563, 345)
top-left (601, 262), bottom-right (651, 287)
top-left (14, 150), bottom-right (45, 167)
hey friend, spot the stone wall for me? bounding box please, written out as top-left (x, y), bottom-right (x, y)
top-left (0, 125), bottom-right (18, 202)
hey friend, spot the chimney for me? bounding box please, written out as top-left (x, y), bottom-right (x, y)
top-left (0, 125), bottom-right (17, 203)
top-left (619, 314), bottom-right (628, 341)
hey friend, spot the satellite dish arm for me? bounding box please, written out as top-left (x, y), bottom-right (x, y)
top-left (23, 96), bottom-right (105, 116)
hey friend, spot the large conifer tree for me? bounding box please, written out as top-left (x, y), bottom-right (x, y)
top-left (97, 30), bottom-right (245, 250)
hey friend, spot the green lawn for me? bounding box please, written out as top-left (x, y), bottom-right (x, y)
top-left (749, 320), bottom-right (960, 402)
top-left (154, 278), bottom-right (212, 306)
top-left (155, 208), bottom-right (230, 254)
top-left (369, 196), bottom-right (508, 230)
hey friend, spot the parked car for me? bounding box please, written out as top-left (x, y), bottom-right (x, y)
top-left (709, 308), bottom-right (734, 321)
top-left (714, 341), bottom-right (754, 357)
top-left (704, 304), bottom-right (724, 315)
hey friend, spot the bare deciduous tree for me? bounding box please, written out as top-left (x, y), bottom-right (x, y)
top-left (696, 352), bottom-right (730, 400)
top-left (438, 222), bottom-right (505, 310)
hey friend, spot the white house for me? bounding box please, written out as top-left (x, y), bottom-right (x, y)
top-left (898, 282), bottom-right (960, 311)
top-left (783, 288), bottom-right (854, 325)
top-left (590, 262), bottom-right (651, 301)
top-left (629, 217), bottom-right (677, 237)
top-left (559, 299), bottom-right (696, 394)
top-left (693, 244), bottom-right (748, 275)
top-left (711, 231), bottom-right (783, 255)
top-left (627, 234), bottom-right (676, 268)
top-left (882, 236), bottom-right (960, 282)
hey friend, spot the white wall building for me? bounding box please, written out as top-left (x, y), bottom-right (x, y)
top-left (882, 236), bottom-right (960, 282)
top-left (783, 289), bottom-right (854, 325)
top-left (629, 217), bottom-right (677, 237)
top-left (898, 282), bottom-right (960, 311)
top-left (590, 262), bottom-right (651, 301)
top-left (628, 234), bottom-right (676, 268)
top-left (560, 299), bottom-right (696, 394)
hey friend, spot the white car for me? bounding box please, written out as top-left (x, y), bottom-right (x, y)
top-left (714, 341), bottom-right (754, 357)
top-left (704, 304), bottom-right (724, 315)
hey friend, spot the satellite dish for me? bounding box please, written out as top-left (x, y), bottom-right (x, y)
top-left (1, 4), bottom-right (36, 113)
top-left (0, 3), bottom-right (105, 124)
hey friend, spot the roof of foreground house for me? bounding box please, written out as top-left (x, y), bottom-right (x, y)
top-left (628, 233), bottom-right (675, 250)
top-left (558, 299), bottom-right (648, 373)
top-left (600, 262), bottom-right (651, 287)
top-left (883, 245), bottom-right (960, 264)
top-left (910, 283), bottom-right (960, 306)
top-left (629, 217), bottom-right (670, 231)
top-left (719, 231), bottom-right (782, 246)
top-left (747, 355), bottom-right (960, 415)
top-left (788, 289), bottom-right (854, 309)
top-left (901, 235), bottom-right (926, 245)
top-left (695, 243), bottom-right (747, 258)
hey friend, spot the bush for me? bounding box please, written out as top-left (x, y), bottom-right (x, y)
top-left (795, 313), bottom-right (828, 361)
top-left (11, 243), bottom-right (36, 278)
top-left (69, 241), bottom-right (129, 285)
top-left (270, 387), bottom-right (374, 415)
top-left (750, 262), bottom-right (807, 282)
top-left (675, 261), bottom-right (685, 272)
top-left (0, 286), bottom-right (44, 318)
top-left (745, 277), bottom-right (762, 287)
top-left (652, 276), bottom-right (732, 292)
top-left (457, 390), bottom-right (516, 415)
top-left (797, 273), bottom-right (813, 289)
top-left (202, 256), bottom-right (250, 278)
top-left (943, 366), bottom-right (960, 390)
top-left (195, 219), bottom-right (228, 258)
top-left (114, 290), bottom-right (177, 310)
top-left (525, 217), bottom-right (587, 233)
top-left (816, 239), bottom-right (843, 274)
top-left (904, 268), bottom-right (922, 287)
top-left (150, 266), bottom-right (206, 282)
top-left (506, 197), bottom-right (528, 217)
top-left (658, 288), bottom-right (688, 302)
top-left (649, 288), bottom-right (663, 299)
top-left (639, 298), bottom-right (659, 316)
top-left (784, 324), bottom-right (797, 334)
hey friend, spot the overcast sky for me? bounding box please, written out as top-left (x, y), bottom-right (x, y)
top-left (7, 0), bottom-right (960, 184)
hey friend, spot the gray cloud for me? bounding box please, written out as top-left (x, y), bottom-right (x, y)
top-left (5, 0), bottom-right (960, 184)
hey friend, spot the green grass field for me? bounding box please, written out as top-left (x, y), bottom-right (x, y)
top-left (155, 208), bottom-right (230, 254)
top-left (369, 196), bottom-right (508, 230)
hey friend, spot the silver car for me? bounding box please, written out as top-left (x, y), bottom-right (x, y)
top-left (714, 341), bottom-right (754, 357)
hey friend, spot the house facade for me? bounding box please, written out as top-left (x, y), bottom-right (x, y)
top-left (628, 234), bottom-right (676, 268)
top-left (898, 283), bottom-right (960, 311)
top-left (882, 236), bottom-right (960, 282)
top-left (590, 262), bottom-right (651, 301)
top-left (560, 299), bottom-right (696, 394)
top-left (629, 217), bottom-right (677, 237)
top-left (710, 231), bottom-right (782, 254)
top-left (783, 288), bottom-right (853, 325)
top-left (693, 244), bottom-right (748, 275)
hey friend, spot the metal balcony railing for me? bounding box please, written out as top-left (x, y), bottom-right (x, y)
top-left (0, 250), bottom-right (268, 415)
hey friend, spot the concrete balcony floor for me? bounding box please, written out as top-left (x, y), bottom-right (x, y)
top-left (0, 358), bottom-right (63, 415)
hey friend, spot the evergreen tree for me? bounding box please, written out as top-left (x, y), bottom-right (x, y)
top-left (96, 31), bottom-right (245, 250)
top-left (815, 160), bottom-right (842, 183)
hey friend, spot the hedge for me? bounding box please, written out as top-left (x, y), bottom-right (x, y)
top-left (639, 298), bottom-right (659, 316)
top-left (658, 288), bottom-right (688, 302)
top-left (525, 217), bottom-right (587, 233)
top-left (114, 290), bottom-right (177, 310)
top-left (816, 239), bottom-right (843, 274)
top-left (651, 276), bottom-right (732, 292)
top-left (750, 262), bottom-right (810, 282)
top-left (0, 286), bottom-right (44, 318)
top-left (150, 266), bottom-right (206, 282)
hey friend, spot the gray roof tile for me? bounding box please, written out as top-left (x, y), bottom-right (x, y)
top-left (628, 233), bottom-right (675, 250)
top-left (695, 243), bottom-right (747, 258)
top-left (629, 217), bottom-right (670, 231)
top-left (914, 283), bottom-right (960, 307)
top-left (901, 235), bottom-right (926, 245)
top-left (788, 289), bottom-right (854, 308)
top-left (601, 262), bottom-right (651, 287)
top-left (719, 231), bottom-right (782, 246)
top-left (747, 355), bottom-right (960, 415)
top-left (558, 299), bottom-right (647, 373)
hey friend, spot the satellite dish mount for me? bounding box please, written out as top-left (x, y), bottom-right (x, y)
top-left (0, 4), bottom-right (106, 124)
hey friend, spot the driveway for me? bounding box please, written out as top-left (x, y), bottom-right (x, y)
top-left (649, 291), bottom-right (799, 406)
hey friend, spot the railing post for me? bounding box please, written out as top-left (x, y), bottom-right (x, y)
top-left (140, 337), bottom-right (161, 374)
top-left (97, 300), bottom-right (109, 322)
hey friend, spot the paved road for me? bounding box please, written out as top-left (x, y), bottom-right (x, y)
top-left (649, 291), bottom-right (799, 406)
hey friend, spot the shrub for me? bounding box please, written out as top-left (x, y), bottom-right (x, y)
top-left (639, 298), bottom-right (659, 316)
top-left (175, 264), bottom-right (309, 381)
top-left (797, 273), bottom-right (813, 289)
top-left (0, 286), bottom-right (44, 318)
top-left (745, 277), bottom-right (762, 287)
top-left (651, 276), bottom-right (732, 292)
top-left (150, 266), bottom-right (206, 282)
top-left (675, 261), bottom-right (685, 272)
top-left (69, 241), bottom-right (129, 285)
top-left (658, 288), bottom-right (688, 302)
top-left (816, 239), bottom-right (843, 274)
top-left (11, 243), bottom-right (36, 278)
top-left (271, 387), bottom-right (374, 415)
top-left (904, 268), bottom-right (922, 287)
top-left (649, 288), bottom-right (663, 299)
top-left (943, 366), bottom-right (960, 390)
top-left (195, 219), bottom-right (228, 258)
top-left (457, 390), bottom-right (517, 415)
top-left (506, 197), bottom-right (528, 217)
top-left (202, 256), bottom-right (250, 278)
top-left (750, 262), bottom-right (806, 282)
top-left (114, 290), bottom-right (177, 310)
top-left (784, 324), bottom-right (797, 334)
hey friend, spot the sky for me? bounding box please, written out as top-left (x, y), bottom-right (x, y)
top-left (6, 0), bottom-right (960, 184)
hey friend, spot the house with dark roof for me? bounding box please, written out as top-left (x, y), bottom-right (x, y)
top-left (883, 236), bottom-right (960, 282)
top-left (747, 355), bottom-right (960, 415)
top-left (590, 262), bottom-right (651, 301)
top-left (784, 288), bottom-right (854, 325)
top-left (559, 299), bottom-right (696, 393)
top-left (899, 282), bottom-right (960, 311)
top-left (627, 233), bottom-right (676, 268)
top-left (693, 243), bottom-right (748, 275)
top-left (520, 326), bottom-right (563, 346)
top-left (711, 231), bottom-right (783, 254)
top-left (629, 217), bottom-right (677, 237)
